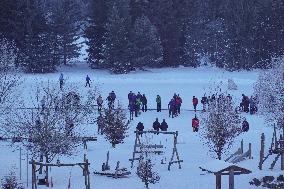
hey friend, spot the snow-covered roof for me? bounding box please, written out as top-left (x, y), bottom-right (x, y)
top-left (199, 159), bottom-right (251, 174)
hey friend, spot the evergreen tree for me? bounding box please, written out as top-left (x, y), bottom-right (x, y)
top-left (50, 0), bottom-right (82, 65)
top-left (16, 0), bottom-right (56, 73)
top-left (101, 104), bottom-right (130, 147)
top-left (85, 0), bottom-right (109, 68)
top-left (131, 15), bottom-right (163, 69)
top-left (103, 0), bottom-right (134, 73)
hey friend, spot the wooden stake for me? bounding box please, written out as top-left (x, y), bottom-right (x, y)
top-left (229, 169), bottom-right (234, 189)
top-left (259, 133), bottom-right (265, 170)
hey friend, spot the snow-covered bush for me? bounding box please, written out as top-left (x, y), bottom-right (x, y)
top-left (101, 104), bottom-right (130, 147)
top-left (200, 83), bottom-right (243, 160)
top-left (228, 78), bottom-right (238, 90)
top-left (254, 58), bottom-right (284, 130)
top-left (137, 157), bottom-right (160, 189)
top-left (250, 175), bottom-right (284, 189)
top-left (1, 170), bottom-right (24, 189)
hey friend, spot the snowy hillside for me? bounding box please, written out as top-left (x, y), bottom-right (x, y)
top-left (0, 65), bottom-right (278, 189)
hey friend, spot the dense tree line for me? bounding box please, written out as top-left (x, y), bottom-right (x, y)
top-left (0, 0), bottom-right (283, 73)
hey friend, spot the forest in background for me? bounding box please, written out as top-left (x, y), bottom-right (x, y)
top-left (0, 0), bottom-right (283, 73)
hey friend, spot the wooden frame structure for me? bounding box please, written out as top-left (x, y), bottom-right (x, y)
top-left (30, 158), bottom-right (90, 189)
top-left (259, 126), bottom-right (284, 170)
top-left (225, 139), bottom-right (252, 163)
top-left (200, 160), bottom-right (251, 189)
top-left (129, 130), bottom-right (183, 171)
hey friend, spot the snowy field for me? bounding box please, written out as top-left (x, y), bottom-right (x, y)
top-left (0, 64), bottom-right (279, 189)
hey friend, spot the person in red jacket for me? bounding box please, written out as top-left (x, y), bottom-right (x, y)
top-left (192, 115), bottom-right (199, 132)
top-left (192, 96), bottom-right (198, 112)
top-left (175, 94), bottom-right (182, 114)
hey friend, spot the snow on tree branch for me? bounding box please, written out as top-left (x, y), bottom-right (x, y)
top-left (254, 58), bottom-right (284, 130)
top-left (101, 103), bottom-right (130, 148)
top-left (200, 82), bottom-right (243, 160)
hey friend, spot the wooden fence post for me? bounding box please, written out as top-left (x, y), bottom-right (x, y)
top-left (259, 133), bottom-right (265, 170)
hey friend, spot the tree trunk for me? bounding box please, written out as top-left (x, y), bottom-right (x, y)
top-left (45, 154), bottom-right (49, 186)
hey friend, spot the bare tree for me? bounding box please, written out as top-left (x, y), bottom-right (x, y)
top-left (254, 58), bottom-right (284, 133)
top-left (101, 103), bottom-right (130, 148)
top-left (200, 83), bottom-right (243, 160)
top-left (0, 38), bottom-right (22, 135)
top-left (4, 83), bottom-right (98, 179)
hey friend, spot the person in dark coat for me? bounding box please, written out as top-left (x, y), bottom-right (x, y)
top-left (141, 94), bottom-right (147, 112)
top-left (136, 122), bottom-right (144, 136)
top-left (153, 118), bottom-right (160, 134)
top-left (201, 94), bottom-right (207, 111)
top-left (136, 92), bottom-right (142, 101)
top-left (160, 119), bottom-right (168, 131)
top-left (128, 101), bottom-right (135, 120)
top-left (242, 118), bottom-right (249, 132)
top-left (59, 73), bottom-right (64, 89)
top-left (85, 75), bottom-right (91, 87)
top-left (192, 96), bottom-right (198, 112)
top-left (168, 98), bottom-right (176, 118)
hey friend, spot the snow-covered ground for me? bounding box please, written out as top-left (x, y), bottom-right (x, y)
top-left (0, 64), bottom-right (278, 189)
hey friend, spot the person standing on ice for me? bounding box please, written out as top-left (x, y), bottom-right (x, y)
top-left (192, 115), bottom-right (199, 132)
top-left (175, 94), bottom-right (182, 115)
top-left (242, 118), bottom-right (249, 132)
top-left (59, 73), bottom-right (64, 89)
top-left (168, 98), bottom-right (176, 118)
top-left (96, 95), bottom-right (103, 112)
top-left (201, 94), bottom-right (207, 111)
top-left (141, 94), bottom-right (147, 112)
top-left (156, 95), bottom-right (161, 112)
top-left (85, 75), bottom-right (91, 87)
top-left (192, 96), bottom-right (199, 112)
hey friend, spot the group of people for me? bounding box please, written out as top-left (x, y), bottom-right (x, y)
top-left (128, 91), bottom-right (148, 120)
top-left (59, 73), bottom-right (92, 89)
top-left (240, 94), bottom-right (258, 115)
top-left (95, 91), bottom-right (117, 112)
top-left (136, 118), bottom-right (169, 135)
top-left (200, 93), bottom-right (233, 111)
top-left (167, 94), bottom-right (183, 118)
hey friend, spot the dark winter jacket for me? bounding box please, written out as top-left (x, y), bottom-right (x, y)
top-left (153, 120), bottom-right (160, 131)
top-left (141, 95), bottom-right (147, 105)
top-left (168, 99), bottom-right (175, 110)
top-left (242, 120), bottom-right (249, 132)
top-left (136, 122), bottom-right (144, 131)
top-left (156, 95), bottom-right (161, 104)
top-left (160, 121), bottom-right (168, 131)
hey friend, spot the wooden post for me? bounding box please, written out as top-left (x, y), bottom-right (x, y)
top-left (86, 159), bottom-right (90, 189)
top-left (106, 151), bottom-right (110, 170)
top-left (215, 173), bottom-right (221, 189)
top-left (241, 140), bottom-right (244, 154)
top-left (259, 133), bottom-right (265, 170)
top-left (248, 143), bottom-right (252, 159)
top-left (115, 161), bottom-right (120, 179)
top-left (229, 169), bottom-right (234, 189)
top-left (31, 160), bottom-right (35, 189)
top-left (280, 135), bottom-right (284, 170)
top-left (130, 132), bottom-right (140, 168)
